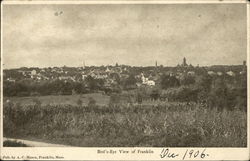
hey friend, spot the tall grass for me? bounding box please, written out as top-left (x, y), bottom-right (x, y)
top-left (3, 102), bottom-right (247, 147)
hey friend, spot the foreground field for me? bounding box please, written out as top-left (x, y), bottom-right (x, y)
top-left (3, 99), bottom-right (247, 147)
top-left (4, 93), bottom-right (110, 106)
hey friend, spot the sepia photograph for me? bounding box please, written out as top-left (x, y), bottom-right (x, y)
top-left (1, 1), bottom-right (248, 151)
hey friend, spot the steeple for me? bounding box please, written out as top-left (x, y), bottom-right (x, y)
top-left (182, 57), bottom-right (187, 66)
top-left (82, 60), bottom-right (85, 69)
top-left (243, 60), bottom-right (246, 66)
top-left (82, 53), bottom-right (86, 69)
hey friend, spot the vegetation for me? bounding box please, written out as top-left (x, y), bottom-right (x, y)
top-left (3, 97), bottom-right (247, 147)
top-left (3, 65), bottom-right (247, 147)
top-left (3, 140), bottom-right (28, 147)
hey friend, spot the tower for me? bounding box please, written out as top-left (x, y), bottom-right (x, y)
top-left (82, 53), bottom-right (86, 69)
top-left (183, 57), bottom-right (187, 66)
top-left (82, 60), bottom-right (85, 69)
top-left (243, 60), bottom-right (246, 66)
top-left (155, 61), bottom-right (158, 67)
top-left (243, 60), bottom-right (247, 72)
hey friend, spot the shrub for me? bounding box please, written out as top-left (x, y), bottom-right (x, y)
top-left (88, 97), bottom-right (96, 107)
top-left (77, 98), bottom-right (83, 106)
top-left (3, 140), bottom-right (28, 147)
top-left (109, 94), bottom-right (121, 106)
top-left (32, 98), bottom-right (42, 106)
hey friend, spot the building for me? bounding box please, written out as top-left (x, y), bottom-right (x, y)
top-left (217, 72), bottom-right (223, 76)
top-left (31, 70), bottom-right (36, 75)
top-left (242, 60), bottom-right (247, 73)
top-left (141, 73), bottom-right (155, 86)
top-left (181, 57), bottom-right (188, 67)
top-left (243, 60), bottom-right (246, 66)
top-left (208, 71), bottom-right (216, 76)
top-left (187, 71), bottom-right (195, 76)
top-left (226, 71), bottom-right (235, 77)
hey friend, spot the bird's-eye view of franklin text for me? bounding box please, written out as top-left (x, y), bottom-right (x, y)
top-left (2, 3), bottom-right (247, 147)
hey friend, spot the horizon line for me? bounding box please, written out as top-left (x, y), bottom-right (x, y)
top-left (3, 63), bottom-right (246, 70)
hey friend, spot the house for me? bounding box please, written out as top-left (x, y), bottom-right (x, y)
top-left (208, 71), bottom-right (216, 76)
top-left (146, 80), bottom-right (155, 86)
top-left (136, 83), bottom-right (142, 87)
top-left (240, 71), bottom-right (246, 75)
top-left (31, 70), bottom-right (36, 75)
top-left (217, 72), bottom-right (223, 76)
top-left (7, 78), bottom-right (15, 82)
top-left (141, 73), bottom-right (155, 86)
top-left (82, 74), bottom-right (88, 80)
top-left (226, 71), bottom-right (235, 76)
top-left (59, 76), bottom-right (75, 81)
top-left (94, 73), bottom-right (107, 79)
top-left (105, 67), bottom-right (111, 73)
top-left (187, 71), bottom-right (195, 76)
top-left (18, 70), bottom-right (27, 76)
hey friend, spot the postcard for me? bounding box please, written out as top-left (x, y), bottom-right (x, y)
top-left (0, 0), bottom-right (249, 160)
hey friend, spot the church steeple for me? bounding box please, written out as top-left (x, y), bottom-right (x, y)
top-left (182, 57), bottom-right (187, 66)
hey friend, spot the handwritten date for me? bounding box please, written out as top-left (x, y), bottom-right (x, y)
top-left (160, 148), bottom-right (209, 160)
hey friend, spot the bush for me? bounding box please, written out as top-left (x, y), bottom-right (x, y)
top-left (88, 97), bottom-right (96, 107)
top-left (4, 140), bottom-right (28, 147)
top-left (77, 98), bottom-right (83, 106)
top-left (167, 86), bottom-right (198, 102)
top-left (32, 98), bottom-right (42, 106)
top-left (150, 89), bottom-right (160, 101)
top-left (161, 74), bottom-right (180, 89)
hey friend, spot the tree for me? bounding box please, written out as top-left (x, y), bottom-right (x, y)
top-left (85, 75), bottom-right (99, 91)
top-left (160, 74), bottom-right (180, 89)
top-left (74, 82), bottom-right (86, 94)
top-left (88, 97), bottom-right (96, 107)
top-left (208, 78), bottom-right (229, 110)
top-left (77, 98), bottom-right (83, 106)
top-left (180, 75), bottom-right (195, 86)
top-left (124, 74), bottom-right (137, 90)
top-left (195, 75), bottom-right (212, 92)
top-left (150, 89), bottom-right (160, 101)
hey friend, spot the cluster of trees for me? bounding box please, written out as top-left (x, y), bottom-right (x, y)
top-left (127, 73), bottom-right (247, 111)
top-left (4, 67), bottom-right (247, 111)
top-left (3, 74), bottom-right (139, 97)
top-left (158, 74), bottom-right (246, 111)
top-left (3, 76), bottom-right (105, 97)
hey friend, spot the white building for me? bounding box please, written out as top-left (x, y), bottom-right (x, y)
top-left (141, 73), bottom-right (155, 86)
top-left (226, 71), bottom-right (235, 76)
top-left (105, 67), bottom-right (111, 73)
top-left (208, 71), bottom-right (216, 76)
top-left (240, 71), bottom-right (246, 75)
top-left (217, 72), bottom-right (223, 76)
top-left (31, 70), bottom-right (36, 75)
top-left (187, 71), bottom-right (195, 76)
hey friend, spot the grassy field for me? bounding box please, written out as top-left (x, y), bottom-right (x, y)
top-left (4, 93), bottom-right (110, 106)
top-left (3, 94), bottom-right (247, 147)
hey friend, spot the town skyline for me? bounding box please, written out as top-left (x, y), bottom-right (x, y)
top-left (3, 59), bottom-right (247, 70)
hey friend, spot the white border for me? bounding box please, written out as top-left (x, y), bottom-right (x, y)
top-left (0, 1), bottom-right (249, 160)
top-left (1, 0), bottom-right (4, 149)
top-left (1, 0), bottom-right (248, 4)
top-left (247, 1), bottom-right (249, 151)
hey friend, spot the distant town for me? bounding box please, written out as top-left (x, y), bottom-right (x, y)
top-left (4, 58), bottom-right (247, 84)
top-left (2, 57), bottom-right (247, 98)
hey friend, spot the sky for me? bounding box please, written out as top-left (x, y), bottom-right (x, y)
top-left (2, 4), bottom-right (247, 69)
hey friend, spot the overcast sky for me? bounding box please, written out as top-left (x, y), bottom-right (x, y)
top-left (3, 4), bottom-right (247, 69)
